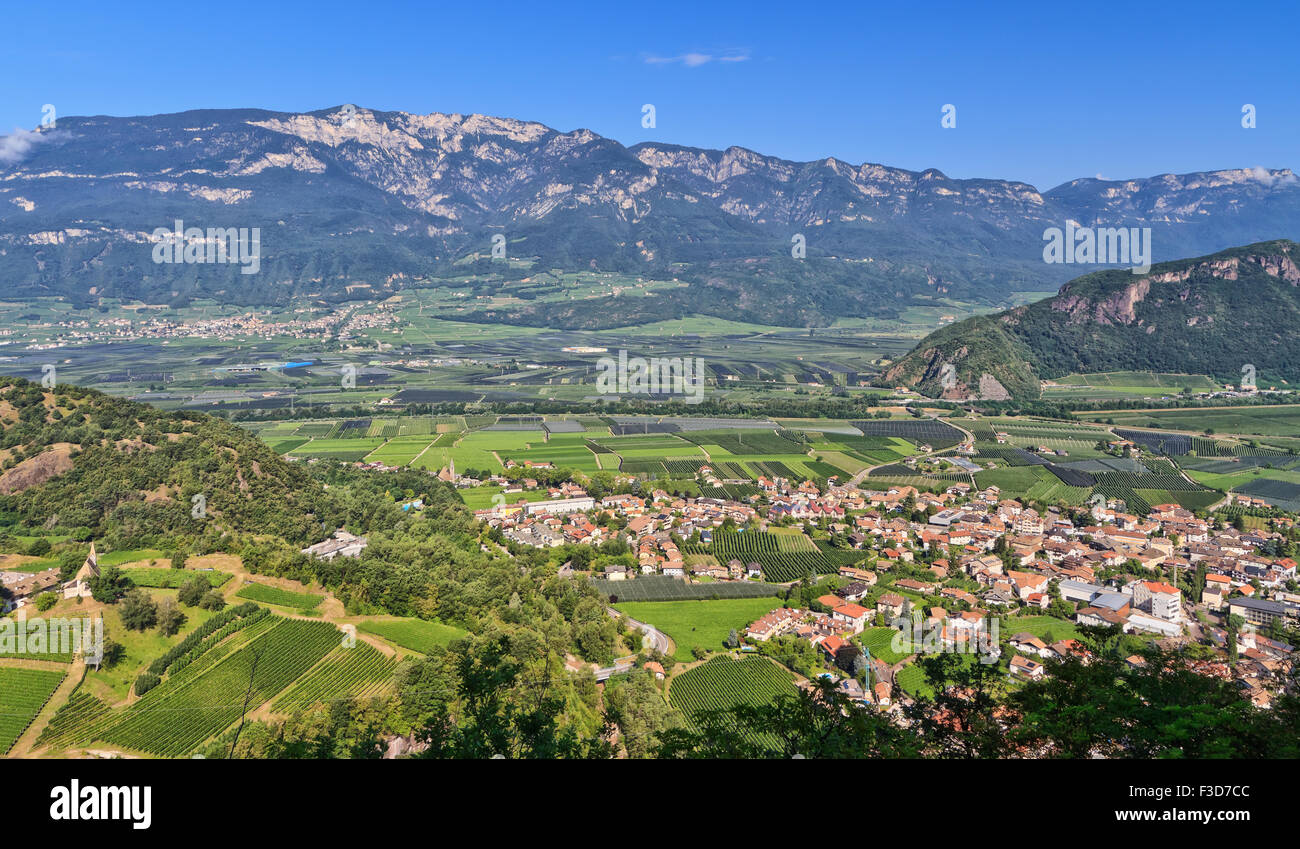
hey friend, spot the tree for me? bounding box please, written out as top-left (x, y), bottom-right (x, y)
top-left (119, 589), bottom-right (158, 631)
top-left (35, 592), bottom-right (58, 612)
top-left (170, 550), bottom-right (187, 570)
top-left (177, 575), bottom-right (209, 606)
top-left (604, 671), bottom-right (683, 758)
top-left (725, 629), bottom-right (740, 649)
top-left (199, 589), bottom-right (227, 611)
top-left (656, 678), bottom-right (919, 759)
top-left (99, 639), bottom-right (125, 668)
top-left (89, 566), bottom-right (133, 604)
top-left (156, 597), bottom-right (186, 636)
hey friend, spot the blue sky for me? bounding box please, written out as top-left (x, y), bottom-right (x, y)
top-left (1, 0), bottom-right (1294, 189)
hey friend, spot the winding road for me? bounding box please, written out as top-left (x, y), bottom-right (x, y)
top-left (606, 607), bottom-right (673, 656)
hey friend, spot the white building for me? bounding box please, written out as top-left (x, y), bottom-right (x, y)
top-left (1132, 580), bottom-right (1181, 622)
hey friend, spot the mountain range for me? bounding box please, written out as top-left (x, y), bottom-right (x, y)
top-left (1, 106), bottom-right (1298, 327)
top-left (884, 239), bottom-right (1300, 399)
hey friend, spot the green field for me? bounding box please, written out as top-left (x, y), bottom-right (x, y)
top-left (1084, 405), bottom-right (1300, 438)
top-left (357, 617), bottom-right (469, 654)
top-left (0, 666), bottom-right (67, 754)
top-left (102, 618), bottom-right (342, 756)
top-left (363, 434), bottom-right (441, 466)
top-left (273, 641), bottom-right (398, 711)
top-left (668, 656), bottom-right (799, 747)
top-left (613, 598), bottom-right (785, 661)
top-left (120, 568), bottom-right (232, 589)
top-left (1044, 372), bottom-right (1223, 399)
top-left (288, 437), bottom-right (387, 461)
top-left (234, 582), bottom-right (324, 609)
top-left (858, 626), bottom-right (915, 665)
top-left (98, 549), bottom-right (167, 567)
top-left (36, 691), bottom-right (113, 752)
top-left (1001, 615), bottom-right (1081, 643)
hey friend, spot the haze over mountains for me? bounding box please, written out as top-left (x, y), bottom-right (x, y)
top-left (1, 106), bottom-right (1298, 327)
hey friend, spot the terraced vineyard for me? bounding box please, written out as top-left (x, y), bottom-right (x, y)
top-left (0, 666), bottom-right (67, 754)
top-left (102, 618), bottom-right (342, 757)
top-left (273, 641), bottom-right (397, 711)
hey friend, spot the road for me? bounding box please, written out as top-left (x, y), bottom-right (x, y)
top-left (607, 607), bottom-right (673, 656)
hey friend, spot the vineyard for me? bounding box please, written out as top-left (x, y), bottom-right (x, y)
top-left (592, 575), bottom-right (784, 602)
top-left (102, 618), bottom-right (342, 756)
top-left (668, 656), bottom-right (798, 747)
top-left (0, 666), bottom-right (66, 754)
top-left (1113, 428), bottom-right (1193, 456)
top-left (679, 429), bottom-right (806, 455)
top-left (235, 582), bottom-right (325, 609)
top-left (273, 641), bottom-right (397, 711)
top-left (688, 529), bottom-right (841, 582)
top-left (850, 419), bottom-right (966, 450)
top-left (120, 569), bottom-right (231, 589)
top-left (35, 691), bottom-right (112, 752)
top-left (1233, 478), bottom-right (1300, 511)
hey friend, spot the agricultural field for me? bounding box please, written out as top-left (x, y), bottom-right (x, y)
top-left (102, 618), bottom-right (342, 756)
top-left (612, 598), bottom-right (785, 661)
top-left (287, 437), bottom-right (387, 462)
top-left (234, 582), bottom-right (324, 610)
top-left (668, 655), bottom-right (799, 745)
top-left (1044, 372), bottom-right (1222, 400)
top-left (119, 568), bottom-right (232, 589)
top-left (363, 434), bottom-right (443, 466)
top-left (1084, 405), bottom-right (1300, 437)
top-left (0, 666), bottom-right (67, 754)
top-left (273, 641), bottom-right (398, 711)
top-left (459, 486), bottom-right (552, 510)
top-left (893, 663), bottom-right (934, 700)
top-left (98, 549), bottom-right (166, 567)
top-left (36, 691), bottom-right (113, 752)
top-left (356, 617), bottom-right (470, 654)
top-left (685, 529), bottom-right (858, 583)
top-left (592, 575), bottom-right (784, 603)
top-left (851, 418), bottom-right (966, 450)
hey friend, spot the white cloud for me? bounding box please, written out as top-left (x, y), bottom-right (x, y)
top-left (1248, 166), bottom-right (1297, 188)
top-left (643, 51), bottom-right (749, 67)
top-left (0, 127), bottom-right (64, 166)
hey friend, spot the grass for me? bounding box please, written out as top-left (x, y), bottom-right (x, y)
top-left (858, 626), bottom-right (915, 665)
top-left (894, 663), bottom-right (933, 699)
top-left (459, 486), bottom-right (552, 510)
top-left (83, 599), bottom-right (217, 703)
top-left (612, 598), bottom-right (785, 661)
top-left (357, 617), bottom-right (469, 654)
top-left (98, 549), bottom-right (165, 567)
top-left (1001, 615), bottom-right (1081, 643)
